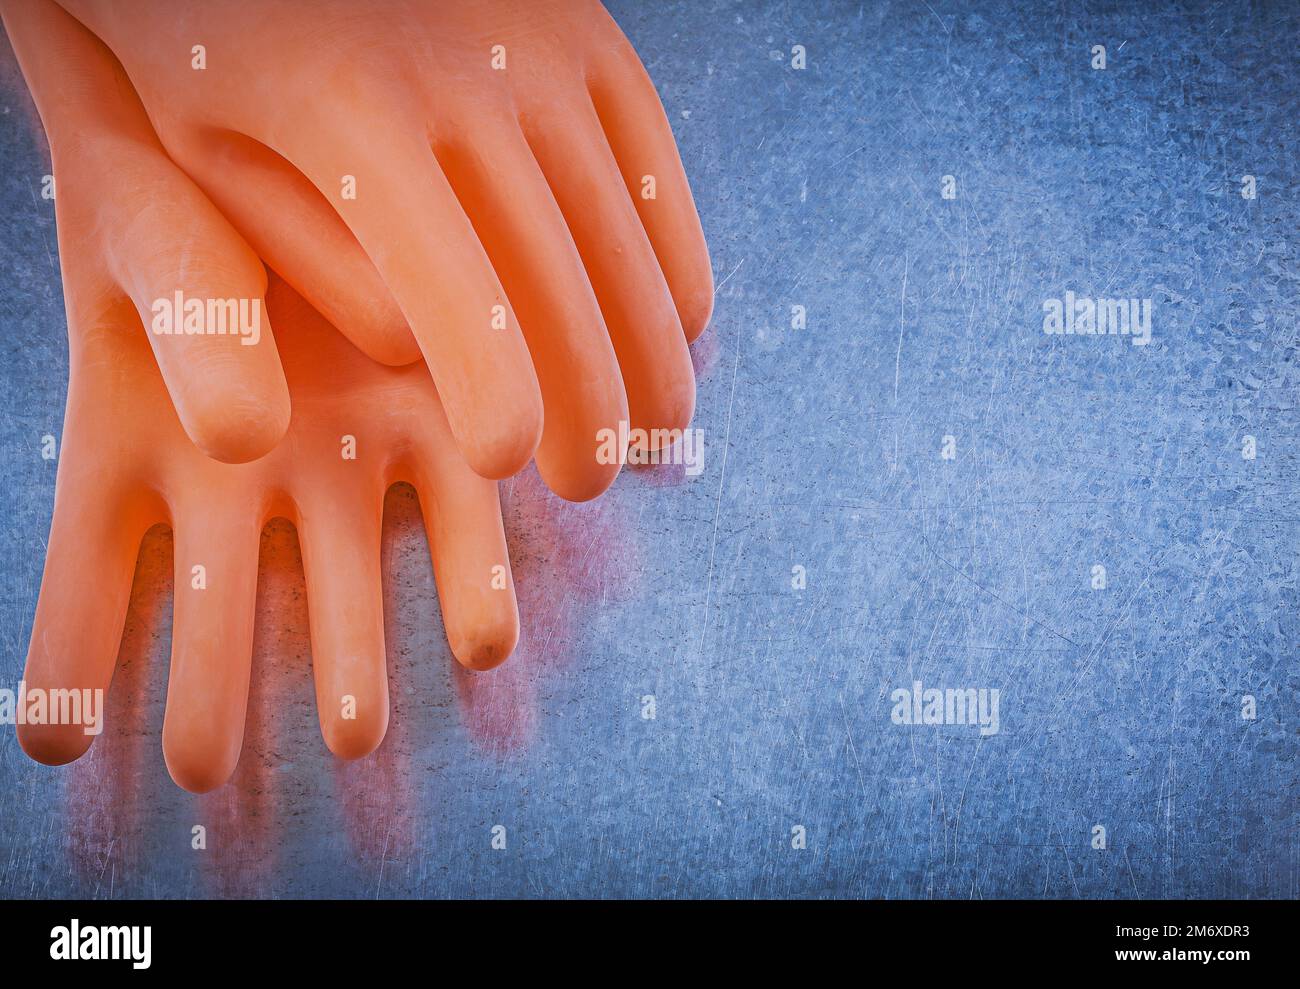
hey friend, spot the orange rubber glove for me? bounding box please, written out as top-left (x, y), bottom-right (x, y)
top-left (55, 0), bottom-right (715, 500)
top-left (7, 2), bottom-right (519, 792)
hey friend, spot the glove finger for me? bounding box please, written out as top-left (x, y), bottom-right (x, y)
top-left (586, 21), bottom-right (715, 342)
top-left (19, 461), bottom-right (149, 766)
top-left (407, 402), bottom-right (518, 673)
top-left (161, 498), bottom-right (261, 792)
top-left (114, 183), bottom-right (290, 465)
top-left (297, 487), bottom-right (389, 760)
top-left (161, 125), bottom-right (419, 368)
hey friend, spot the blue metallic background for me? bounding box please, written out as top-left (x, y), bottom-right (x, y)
top-left (0, 0), bottom-right (1296, 898)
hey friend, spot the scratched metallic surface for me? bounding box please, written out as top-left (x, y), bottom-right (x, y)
top-left (0, 0), bottom-right (1296, 899)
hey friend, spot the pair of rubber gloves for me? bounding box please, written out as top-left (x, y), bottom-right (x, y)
top-left (6, 0), bottom-right (711, 791)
